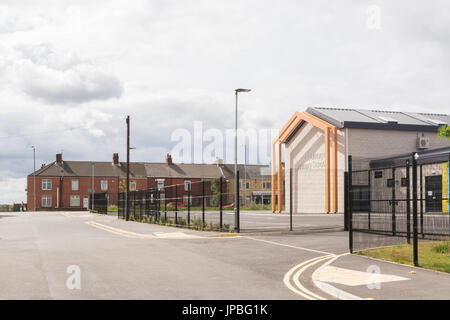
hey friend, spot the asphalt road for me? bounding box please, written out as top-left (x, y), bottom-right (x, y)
top-left (0, 211), bottom-right (448, 299)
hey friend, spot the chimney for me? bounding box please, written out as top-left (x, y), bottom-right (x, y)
top-left (166, 153), bottom-right (173, 165)
top-left (56, 153), bottom-right (62, 164)
top-left (113, 153), bottom-right (119, 165)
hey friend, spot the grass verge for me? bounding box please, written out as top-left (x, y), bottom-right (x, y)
top-left (357, 241), bottom-right (450, 273)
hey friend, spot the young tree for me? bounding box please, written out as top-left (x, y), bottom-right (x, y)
top-left (119, 179), bottom-right (127, 192)
top-left (438, 125), bottom-right (450, 139)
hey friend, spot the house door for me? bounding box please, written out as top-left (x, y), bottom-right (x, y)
top-left (425, 175), bottom-right (442, 212)
top-left (83, 196), bottom-right (89, 209)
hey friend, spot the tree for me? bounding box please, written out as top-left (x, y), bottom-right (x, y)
top-left (438, 125), bottom-right (450, 139)
top-left (119, 179), bottom-right (127, 192)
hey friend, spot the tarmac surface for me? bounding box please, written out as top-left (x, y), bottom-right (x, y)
top-left (0, 211), bottom-right (448, 299)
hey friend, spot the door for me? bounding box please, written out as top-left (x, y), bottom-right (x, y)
top-left (425, 175), bottom-right (442, 212)
top-left (83, 195), bottom-right (89, 209)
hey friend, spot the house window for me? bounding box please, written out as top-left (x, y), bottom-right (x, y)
top-left (387, 179), bottom-right (394, 188)
top-left (72, 180), bottom-right (79, 191)
top-left (70, 195), bottom-right (80, 207)
top-left (262, 182), bottom-right (271, 189)
top-left (401, 178), bottom-right (408, 187)
top-left (42, 179), bottom-right (52, 190)
top-left (374, 171), bottom-right (383, 179)
top-left (184, 180), bottom-right (191, 191)
top-left (239, 181), bottom-right (242, 190)
top-left (130, 181), bottom-right (136, 191)
top-left (101, 180), bottom-right (108, 191)
top-left (246, 182), bottom-right (250, 189)
top-left (41, 195), bottom-right (52, 207)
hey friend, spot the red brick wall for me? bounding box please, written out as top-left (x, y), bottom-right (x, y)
top-left (27, 175), bottom-right (148, 211)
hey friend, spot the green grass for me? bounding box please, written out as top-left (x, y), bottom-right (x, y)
top-left (357, 240), bottom-right (450, 273)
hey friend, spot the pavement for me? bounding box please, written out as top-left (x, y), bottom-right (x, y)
top-left (0, 211), bottom-right (448, 299)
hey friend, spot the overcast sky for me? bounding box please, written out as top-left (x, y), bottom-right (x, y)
top-left (1, 0), bottom-right (449, 204)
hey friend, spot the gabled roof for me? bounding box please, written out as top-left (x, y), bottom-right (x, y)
top-left (220, 164), bottom-right (272, 179)
top-left (29, 160), bottom-right (271, 180)
top-left (144, 163), bottom-right (223, 179)
top-left (306, 107), bottom-right (449, 131)
top-left (29, 161), bottom-right (147, 178)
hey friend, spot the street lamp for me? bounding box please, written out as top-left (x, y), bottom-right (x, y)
top-left (31, 146), bottom-right (36, 211)
top-left (234, 88), bottom-right (251, 232)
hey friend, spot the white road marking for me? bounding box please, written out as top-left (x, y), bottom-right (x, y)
top-left (314, 266), bottom-right (410, 286)
top-left (245, 236), bottom-right (333, 255)
top-left (283, 255), bottom-right (335, 300)
top-left (85, 221), bottom-right (237, 240)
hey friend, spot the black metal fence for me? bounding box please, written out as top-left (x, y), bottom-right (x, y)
top-left (347, 153), bottom-right (450, 266)
top-left (118, 176), bottom-right (237, 232)
top-left (90, 192), bottom-right (108, 214)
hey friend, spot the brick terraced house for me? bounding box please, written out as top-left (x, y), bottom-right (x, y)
top-left (27, 153), bottom-right (275, 211)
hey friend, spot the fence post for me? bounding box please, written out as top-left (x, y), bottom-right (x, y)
top-left (235, 170), bottom-right (240, 233)
top-left (412, 153), bottom-right (418, 267)
top-left (175, 184), bottom-right (178, 226)
top-left (344, 172), bottom-right (349, 231)
top-left (392, 167), bottom-right (396, 236)
top-left (289, 168), bottom-right (293, 231)
top-left (368, 169), bottom-right (371, 230)
top-left (406, 159), bottom-right (411, 244)
top-left (420, 164), bottom-right (424, 238)
top-left (348, 156), bottom-right (353, 253)
top-left (187, 182), bottom-right (191, 228)
top-left (164, 186), bottom-right (167, 222)
top-left (219, 177), bottom-right (223, 231)
top-left (202, 180), bottom-right (205, 228)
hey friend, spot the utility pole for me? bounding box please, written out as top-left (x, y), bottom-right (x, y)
top-left (31, 146), bottom-right (36, 211)
top-left (126, 115), bottom-right (130, 221)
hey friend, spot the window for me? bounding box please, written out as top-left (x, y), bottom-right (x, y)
top-left (70, 195), bottom-right (80, 207)
top-left (41, 195), bottom-right (52, 207)
top-left (72, 180), bottom-right (79, 191)
top-left (184, 180), bottom-right (191, 191)
top-left (130, 181), bottom-right (136, 191)
top-left (374, 171), bottom-right (383, 179)
top-left (101, 180), bottom-right (108, 191)
top-left (387, 179), bottom-right (394, 188)
top-left (42, 179), bottom-right (52, 190)
top-left (401, 178), bottom-right (408, 187)
top-left (246, 182), bottom-right (250, 189)
top-left (262, 182), bottom-right (271, 189)
top-left (239, 181), bottom-right (242, 190)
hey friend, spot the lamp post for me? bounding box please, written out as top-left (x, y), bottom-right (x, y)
top-left (31, 146), bottom-right (36, 211)
top-left (234, 88), bottom-right (251, 232)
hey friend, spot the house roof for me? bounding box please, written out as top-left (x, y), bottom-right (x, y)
top-left (144, 163), bottom-right (223, 179)
top-left (306, 107), bottom-right (449, 132)
top-left (29, 160), bottom-right (271, 180)
top-left (29, 161), bottom-right (147, 178)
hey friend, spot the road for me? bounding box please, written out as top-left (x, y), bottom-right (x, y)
top-left (0, 211), bottom-right (448, 299)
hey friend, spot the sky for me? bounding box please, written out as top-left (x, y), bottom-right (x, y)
top-left (0, 0), bottom-right (449, 204)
